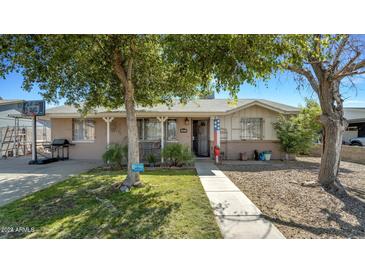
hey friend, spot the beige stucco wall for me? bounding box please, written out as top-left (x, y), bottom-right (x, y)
top-left (310, 144), bottom-right (365, 165)
top-left (51, 118), bottom-right (108, 160)
top-left (219, 140), bottom-right (283, 160)
top-left (207, 105), bottom-right (284, 160)
top-left (51, 117), bottom-right (192, 160)
top-left (110, 118), bottom-right (128, 144)
top-left (51, 106), bottom-right (285, 160)
top-left (175, 117), bottom-right (192, 149)
top-left (209, 105), bottom-right (280, 142)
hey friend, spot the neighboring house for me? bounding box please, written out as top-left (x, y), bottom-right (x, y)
top-left (47, 99), bottom-right (299, 161)
top-left (343, 107), bottom-right (365, 143)
top-left (0, 99), bottom-right (24, 112)
top-left (0, 99), bottom-right (51, 143)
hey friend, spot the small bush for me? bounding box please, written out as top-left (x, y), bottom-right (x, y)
top-left (146, 153), bottom-right (157, 166)
top-left (274, 99), bottom-right (321, 155)
top-left (102, 144), bottom-right (128, 169)
top-left (162, 143), bottom-right (194, 167)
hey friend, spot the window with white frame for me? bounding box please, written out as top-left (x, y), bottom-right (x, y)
top-left (241, 118), bottom-right (263, 140)
top-left (165, 119), bottom-right (177, 141)
top-left (72, 119), bottom-right (95, 141)
top-left (144, 118), bottom-right (161, 140)
top-left (137, 118), bottom-right (177, 141)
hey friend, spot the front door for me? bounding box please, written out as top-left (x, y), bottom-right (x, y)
top-left (193, 120), bottom-right (209, 157)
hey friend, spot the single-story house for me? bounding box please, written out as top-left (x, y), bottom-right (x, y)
top-left (46, 99), bottom-right (299, 161)
top-left (343, 107), bottom-right (365, 143)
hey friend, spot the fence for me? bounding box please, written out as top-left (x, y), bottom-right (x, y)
top-left (310, 144), bottom-right (365, 165)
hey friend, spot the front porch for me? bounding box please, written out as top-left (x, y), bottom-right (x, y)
top-left (102, 115), bottom-right (211, 162)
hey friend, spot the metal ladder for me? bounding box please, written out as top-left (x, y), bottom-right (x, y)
top-left (0, 118), bottom-right (28, 158)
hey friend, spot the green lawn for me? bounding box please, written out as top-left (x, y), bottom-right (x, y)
top-left (0, 169), bottom-right (221, 239)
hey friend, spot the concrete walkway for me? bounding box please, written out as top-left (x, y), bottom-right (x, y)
top-left (0, 157), bottom-right (102, 206)
top-left (195, 160), bottom-right (285, 239)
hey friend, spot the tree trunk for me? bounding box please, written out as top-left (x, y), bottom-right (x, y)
top-left (122, 83), bottom-right (142, 189)
top-left (318, 115), bottom-right (345, 194)
top-left (317, 80), bottom-right (347, 195)
top-left (112, 49), bottom-right (142, 191)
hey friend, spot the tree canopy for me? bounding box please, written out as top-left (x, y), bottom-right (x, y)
top-left (0, 35), bottom-right (213, 110)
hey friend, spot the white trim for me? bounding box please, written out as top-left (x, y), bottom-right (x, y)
top-left (71, 140), bottom-right (95, 144)
top-left (102, 117), bottom-right (114, 146)
top-left (157, 116), bottom-right (168, 163)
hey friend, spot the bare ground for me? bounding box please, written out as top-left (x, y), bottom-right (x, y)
top-left (220, 157), bottom-right (365, 239)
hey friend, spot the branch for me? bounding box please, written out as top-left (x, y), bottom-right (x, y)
top-left (353, 59), bottom-right (365, 71)
top-left (331, 35), bottom-right (349, 70)
top-left (127, 58), bottom-right (133, 81)
top-left (334, 51), bottom-right (362, 79)
top-left (337, 69), bottom-right (365, 78)
top-left (287, 65), bottom-right (319, 93)
top-left (113, 49), bottom-right (128, 87)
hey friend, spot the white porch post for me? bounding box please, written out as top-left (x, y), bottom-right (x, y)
top-left (102, 117), bottom-right (114, 146)
top-left (157, 116), bottom-right (168, 163)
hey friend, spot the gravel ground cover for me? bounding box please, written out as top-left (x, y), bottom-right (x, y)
top-left (221, 157), bottom-right (365, 239)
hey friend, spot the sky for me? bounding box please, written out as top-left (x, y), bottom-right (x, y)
top-left (1, 71), bottom-right (365, 108)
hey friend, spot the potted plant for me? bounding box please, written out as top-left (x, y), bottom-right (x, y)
top-left (146, 153), bottom-right (157, 168)
top-left (263, 150), bottom-right (272, 161)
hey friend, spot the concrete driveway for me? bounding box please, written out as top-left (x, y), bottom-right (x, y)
top-left (0, 157), bottom-right (102, 206)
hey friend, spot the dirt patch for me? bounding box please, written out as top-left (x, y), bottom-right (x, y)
top-left (220, 157), bottom-right (365, 239)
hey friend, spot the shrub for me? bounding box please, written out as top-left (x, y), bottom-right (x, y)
top-left (146, 153), bottom-right (157, 166)
top-left (161, 143), bottom-right (194, 167)
top-left (102, 144), bottom-right (128, 169)
top-left (180, 145), bottom-right (195, 165)
top-left (274, 116), bottom-right (303, 154)
top-left (274, 99), bottom-right (321, 155)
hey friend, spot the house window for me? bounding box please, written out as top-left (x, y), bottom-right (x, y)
top-left (241, 118), bottom-right (263, 140)
top-left (165, 119), bottom-right (177, 141)
top-left (137, 118), bottom-right (177, 141)
top-left (72, 119), bottom-right (95, 141)
top-left (144, 118), bottom-right (161, 140)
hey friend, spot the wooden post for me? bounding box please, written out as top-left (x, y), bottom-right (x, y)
top-left (157, 116), bottom-right (168, 163)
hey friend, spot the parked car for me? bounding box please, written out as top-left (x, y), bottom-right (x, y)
top-left (349, 137), bottom-right (365, 146)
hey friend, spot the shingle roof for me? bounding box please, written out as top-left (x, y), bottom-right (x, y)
top-left (46, 99), bottom-right (299, 116)
top-left (0, 109), bottom-right (47, 128)
top-left (344, 107), bottom-right (365, 122)
top-left (0, 99), bottom-right (24, 106)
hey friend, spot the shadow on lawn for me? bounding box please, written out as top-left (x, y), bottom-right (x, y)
top-left (0, 177), bottom-right (181, 239)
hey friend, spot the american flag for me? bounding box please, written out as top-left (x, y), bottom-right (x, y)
top-left (213, 118), bottom-right (220, 148)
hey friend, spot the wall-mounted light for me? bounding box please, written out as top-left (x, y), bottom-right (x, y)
top-left (185, 118), bottom-right (190, 126)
